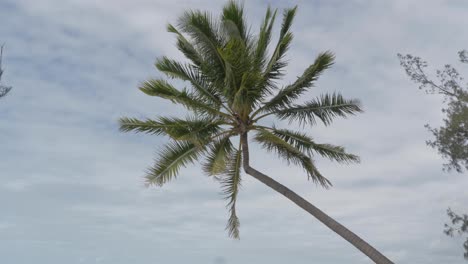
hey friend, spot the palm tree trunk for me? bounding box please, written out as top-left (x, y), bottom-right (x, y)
top-left (240, 133), bottom-right (394, 264)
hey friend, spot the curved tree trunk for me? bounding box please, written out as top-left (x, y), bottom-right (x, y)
top-left (240, 133), bottom-right (394, 264)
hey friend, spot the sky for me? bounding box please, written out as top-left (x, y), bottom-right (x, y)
top-left (0, 0), bottom-right (467, 263)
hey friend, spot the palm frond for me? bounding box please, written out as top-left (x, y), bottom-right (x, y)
top-left (308, 143), bottom-right (360, 164)
top-left (155, 57), bottom-right (223, 103)
top-left (167, 24), bottom-right (204, 67)
top-left (145, 141), bottom-right (203, 186)
top-left (138, 79), bottom-right (229, 118)
top-left (177, 10), bottom-right (225, 75)
top-left (220, 142), bottom-right (243, 238)
top-left (245, 7), bottom-right (279, 109)
top-left (262, 6), bottom-right (297, 84)
top-left (273, 93), bottom-right (362, 126)
top-left (226, 204), bottom-right (240, 239)
top-left (254, 129), bottom-right (331, 187)
top-left (222, 1), bottom-right (248, 42)
top-left (119, 116), bottom-right (225, 145)
top-left (270, 128), bottom-right (360, 163)
top-left (266, 32), bottom-right (292, 81)
top-left (218, 38), bottom-right (252, 103)
top-left (279, 6), bottom-right (297, 39)
top-left (253, 7), bottom-right (277, 72)
top-left (0, 85), bottom-right (11, 98)
top-left (255, 52), bottom-right (335, 116)
top-left (119, 117), bottom-right (170, 135)
top-left (203, 134), bottom-right (235, 176)
top-left (0, 46), bottom-right (11, 99)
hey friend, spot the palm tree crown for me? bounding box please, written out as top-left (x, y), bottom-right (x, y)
top-left (120, 1), bottom-right (362, 239)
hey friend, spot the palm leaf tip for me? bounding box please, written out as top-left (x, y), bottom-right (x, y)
top-left (145, 141), bottom-right (202, 187)
top-left (137, 79), bottom-right (179, 99)
top-left (280, 6), bottom-right (298, 37)
top-left (275, 93), bottom-right (362, 126)
top-left (118, 117), bottom-right (134, 133)
top-left (253, 6), bottom-right (277, 72)
top-left (118, 117), bottom-right (166, 135)
top-left (227, 206), bottom-right (240, 239)
top-left (271, 128), bottom-right (360, 164)
top-left (220, 146), bottom-right (242, 239)
top-left (254, 129), bottom-right (332, 188)
top-left (222, 0), bottom-right (247, 41)
top-left (253, 52), bottom-right (337, 119)
top-left (312, 144), bottom-right (360, 164)
top-left (259, 6), bottom-right (297, 88)
top-left (303, 161), bottom-right (332, 188)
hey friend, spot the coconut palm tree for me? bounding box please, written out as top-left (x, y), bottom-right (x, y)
top-left (119, 1), bottom-right (393, 263)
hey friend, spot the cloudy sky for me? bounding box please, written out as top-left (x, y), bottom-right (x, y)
top-left (1, 0), bottom-right (467, 263)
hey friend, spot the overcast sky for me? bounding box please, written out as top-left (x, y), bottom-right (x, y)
top-left (1, 0), bottom-right (467, 263)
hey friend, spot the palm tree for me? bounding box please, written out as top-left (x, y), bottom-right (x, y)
top-left (119, 2), bottom-right (393, 263)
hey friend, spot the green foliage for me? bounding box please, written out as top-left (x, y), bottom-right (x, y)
top-left (426, 95), bottom-right (468, 172)
top-left (119, 116), bottom-right (224, 145)
top-left (254, 129), bottom-right (330, 187)
top-left (253, 7), bottom-right (276, 73)
top-left (399, 50), bottom-right (468, 261)
top-left (398, 51), bottom-right (468, 172)
top-left (220, 144), bottom-right (242, 238)
top-left (0, 45), bottom-right (11, 99)
top-left (444, 208), bottom-right (468, 260)
top-left (222, 0), bottom-right (248, 42)
top-left (139, 79), bottom-right (228, 118)
top-left (145, 141), bottom-right (203, 186)
top-left (260, 7), bottom-right (296, 93)
top-left (271, 128), bottom-right (360, 163)
top-left (256, 51), bottom-right (335, 115)
top-left (120, 1), bottom-right (362, 239)
top-left (271, 93), bottom-right (362, 126)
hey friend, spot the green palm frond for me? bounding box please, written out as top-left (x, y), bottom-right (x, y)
top-left (270, 128), bottom-right (360, 163)
top-left (177, 10), bottom-right (225, 73)
top-left (253, 7), bottom-right (277, 72)
top-left (262, 6), bottom-right (297, 84)
top-left (308, 143), bottom-right (360, 164)
top-left (279, 6), bottom-right (297, 39)
top-left (168, 22), bottom-right (227, 89)
top-left (218, 38), bottom-right (253, 102)
top-left (138, 79), bottom-right (230, 118)
top-left (203, 135), bottom-right (235, 176)
top-left (119, 116), bottom-right (225, 145)
top-left (155, 57), bottom-right (225, 107)
top-left (222, 0), bottom-right (248, 42)
top-left (119, 117), bottom-right (170, 135)
top-left (231, 72), bottom-right (264, 117)
top-left (272, 93), bottom-right (362, 126)
top-left (220, 142), bottom-right (242, 238)
top-left (167, 24), bottom-right (204, 67)
top-left (226, 203), bottom-right (240, 239)
top-left (145, 141), bottom-right (203, 186)
top-left (255, 52), bottom-right (335, 116)
top-left (245, 7), bottom-right (278, 109)
top-left (254, 129), bottom-right (331, 187)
